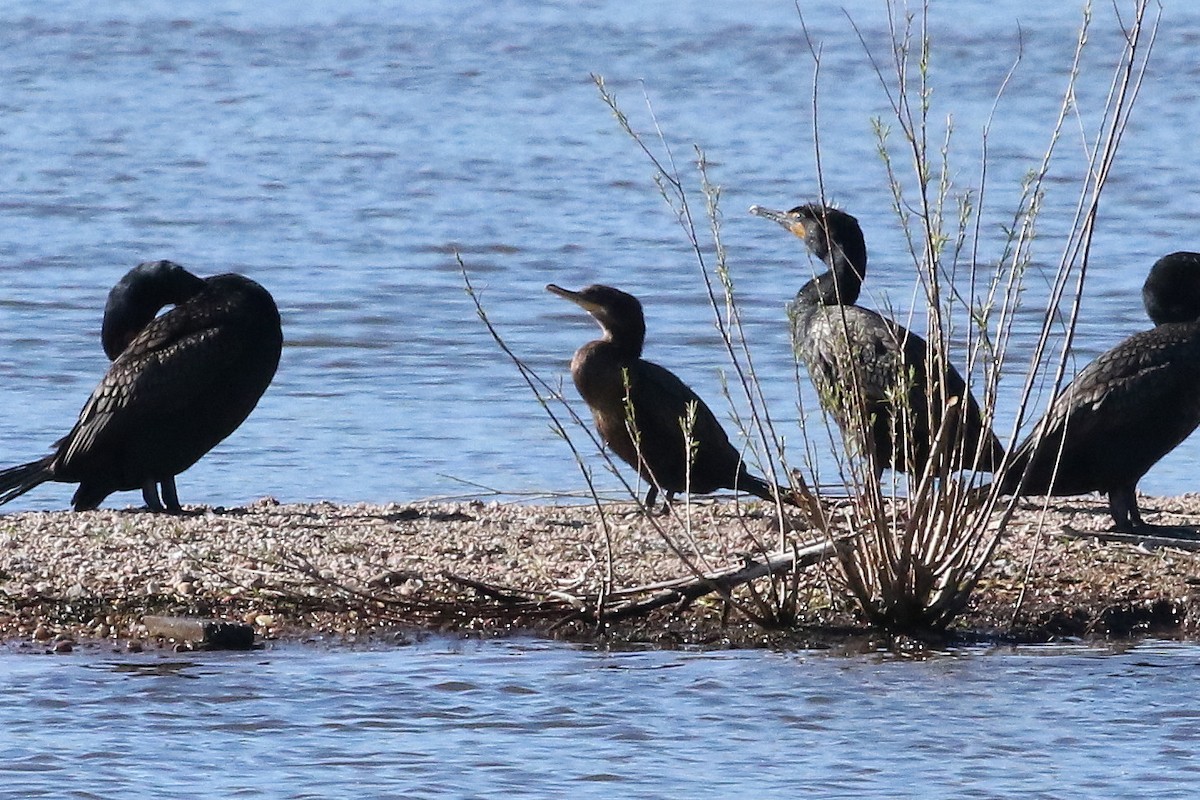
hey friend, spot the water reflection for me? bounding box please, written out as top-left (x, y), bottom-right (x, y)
top-left (103, 660), bottom-right (206, 679)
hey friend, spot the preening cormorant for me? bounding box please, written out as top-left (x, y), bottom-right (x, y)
top-left (999, 251), bottom-right (1200, 532)
top-left (547, 283), bottom-right (794, 509)
top-left (102, 260), bottom-right (206, 360)
top-left (100, 260), bottom-right (211, 509)
top-left (750, 203), bottom-right (1003, 477)
top-left (0, 261), bottom-right (283, 513)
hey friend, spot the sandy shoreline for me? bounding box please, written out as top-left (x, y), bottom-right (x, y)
top-left (2, 495), bottom-right (1199, 652)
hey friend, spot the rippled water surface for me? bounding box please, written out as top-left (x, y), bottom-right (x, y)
top-left (0, 0), bottom-right (1199, 510)
top-left (3, 638), bottom-right (1200, 798)
top-left (5, 5), bottom-right (1200, 797)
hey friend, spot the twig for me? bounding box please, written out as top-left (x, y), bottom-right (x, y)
top-left (586, 536), bottom-right (853, 622)
top-left (1055, 526), bottom-right (1200, 552)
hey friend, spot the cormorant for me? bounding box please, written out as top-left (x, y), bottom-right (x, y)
top-left (999, 251), bottom-right (1200, 532)
top-left (547, 283), bottom-right (794, 509)
top-left (99, 260), bottom-right (209, 508)
top-left (0, 261), bottom-right (283, 513)
top-left (750, 203), bottom-right (1003, 477)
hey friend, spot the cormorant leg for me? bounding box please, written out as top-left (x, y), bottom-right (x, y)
top-left (659, 490), bottom-right (675, 516)
top-left (141, 480), bottom-right (165, 512)
top-left (160, 477), bottom-right (183, 514)
top-left (1108, 487), bottom-right (1143, 532)
top-left (644, 485), bottom-right (659, 511)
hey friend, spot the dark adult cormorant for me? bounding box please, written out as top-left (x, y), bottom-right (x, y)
top-left (547, 283), bottom-right (794, 509)
top-left (0, 262), bottom-right (283, 513)
top-left (999, 251), bottom-right (1200, 532)
top-left (750, 203), bottom-right (1003, 477)
top-left (99, 260), bottom-right (211, 508)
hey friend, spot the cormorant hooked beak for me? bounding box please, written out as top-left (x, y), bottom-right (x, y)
top-left (749, 205), bottom-right (806, 238)
top-left (546, 283), bottom-right (602, 315)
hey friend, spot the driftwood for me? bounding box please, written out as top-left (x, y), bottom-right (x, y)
top-left (212, 528), bottom-right (853, 631)
top-left (1058, 525), bottom-right (1200, 552)
top-left (540, 535), bottom-right (853, 626)
top-left (435, 536), bottom-right (851, 628)
top-left (143, 616), bottom-right (256, 650)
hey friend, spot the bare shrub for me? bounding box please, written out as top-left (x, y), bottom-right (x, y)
top-left (466, 0), bottom-right (1158, 637)
top-left (776, 0), bottom-right (1158, 633)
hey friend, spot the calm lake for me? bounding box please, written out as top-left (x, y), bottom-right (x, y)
top-left (2, 2), bottom-right (1199, 797)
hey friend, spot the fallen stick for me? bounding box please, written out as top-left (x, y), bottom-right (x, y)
top-left (1058, 525), bottom-right (1200, 552)
top-left (593, 536), bottom-right (852, 622)
top-left (143, 616), bottom-right (256, 650)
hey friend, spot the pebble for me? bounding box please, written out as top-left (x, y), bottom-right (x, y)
top-left (0, 499), bottom-right (1195, 644)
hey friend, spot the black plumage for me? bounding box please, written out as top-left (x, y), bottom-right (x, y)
top-left (751, 203), bottom-right (1003, 477)
top-left (547, 283), bottom-right (794, 509)
top-left (0, 262), bottom-right (282, 512)
top-left (99, 260), bottom-right (209, 509)
top-left (999, 251), bottom-right (1200, 531)
top-left (102, 260), bottom-right (206, 360)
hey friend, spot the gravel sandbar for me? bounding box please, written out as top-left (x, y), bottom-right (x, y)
top-left (2, 494), bottom-right (1199, 651)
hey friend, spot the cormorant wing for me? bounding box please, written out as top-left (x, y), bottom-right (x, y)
top-left (57, 306), bottom-right (249, 466)
top-left (1017, 326), bottom-right (1200, 458)
top-left (828, 305), bottom-right (979, 412)
top-left (630, 359), bottom-right (735, 454)
top-left (803, 305), bottom-right (913, 405)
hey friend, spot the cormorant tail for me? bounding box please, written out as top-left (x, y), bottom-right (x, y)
top-left (736, 471), bottom-right (808, 510)
top-left (0, 456), bottom-right (54, 506)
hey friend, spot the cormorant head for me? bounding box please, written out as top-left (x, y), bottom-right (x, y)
top-left (102, 260), bottom-right (206, 359)
top-left (750, 203), bottom-right (867, 303)
top-left (547, 283), bottom-right (646, 353)
top-left (1143, 251), bottom-right (1200, 325)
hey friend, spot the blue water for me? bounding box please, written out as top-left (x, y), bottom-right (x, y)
top-left (2, 5), bottom-right (1200, 797)
top-left (2, 637), bottom-right (1200, 799)
top-left (0, 1), bottom-right (1197, 510)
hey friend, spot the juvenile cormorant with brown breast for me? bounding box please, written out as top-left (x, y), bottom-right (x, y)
top-left (0, 261), bottom-right (282, 512)
top-left (750, 203), bottom-right (1003, 477)
top-left (999, 251), bottom-right (1200, 531)
top-left (547, 283), bottom-right (795, 509)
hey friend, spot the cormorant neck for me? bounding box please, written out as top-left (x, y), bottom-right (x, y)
top-left (803, 253), bottom-right (864, 306)
top-left (101, 263), bottom-right (205, 359)
top-left (798, 225), bottom-right (867, 306)
top-left (600, 321), bottom-right (645, 359)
